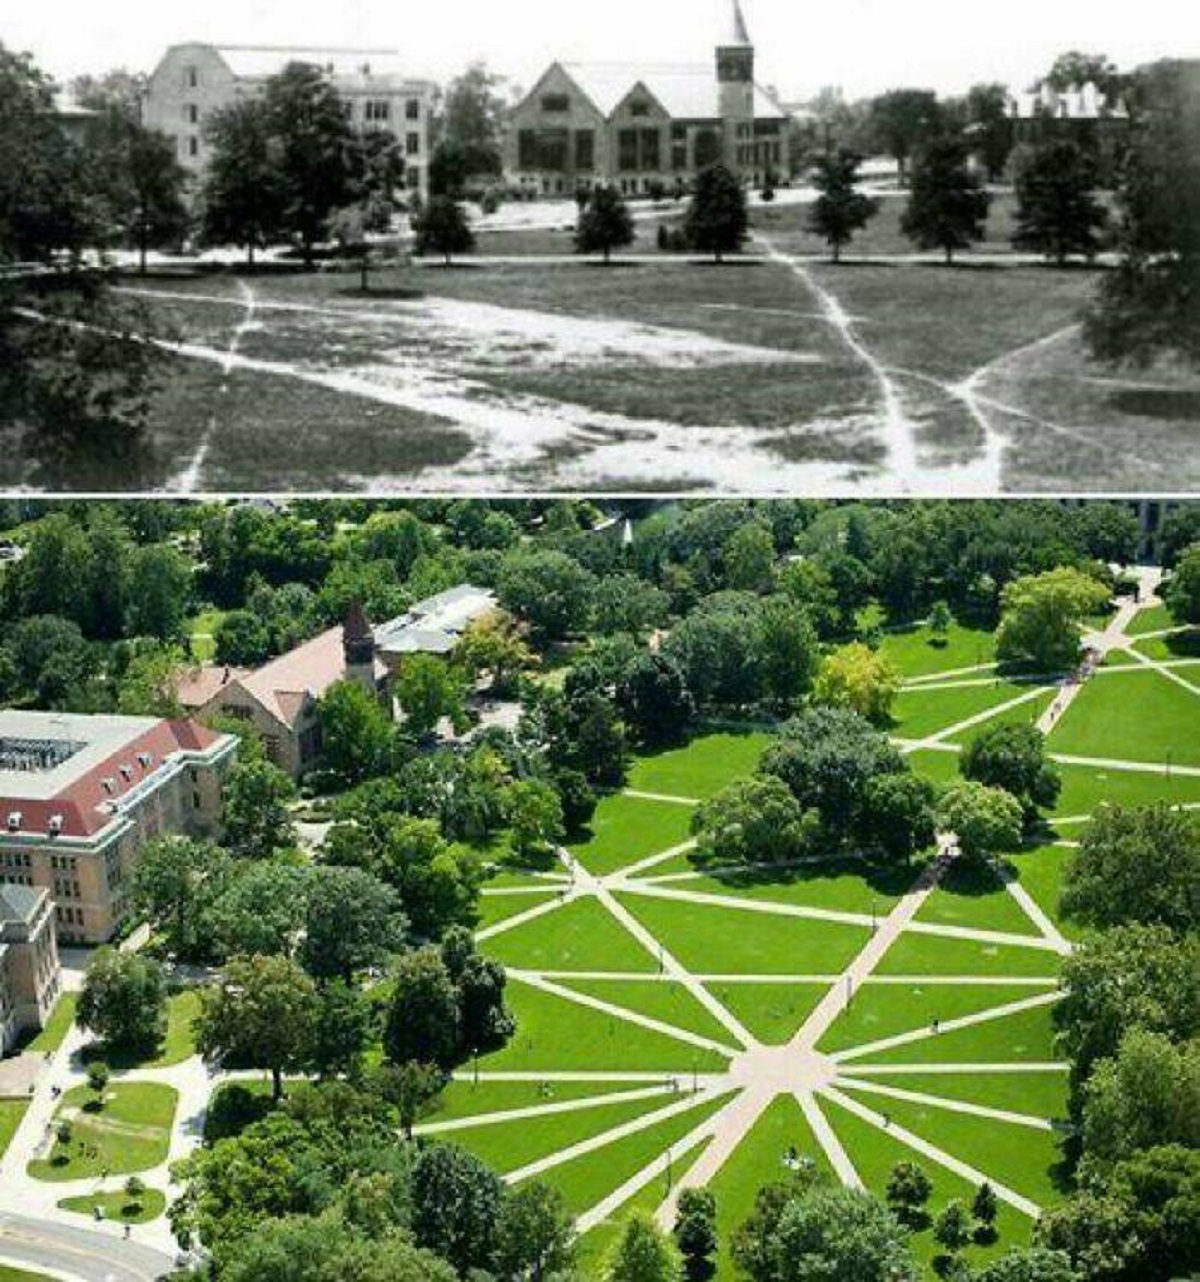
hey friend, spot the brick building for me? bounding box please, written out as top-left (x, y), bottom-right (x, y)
top-left (0, 713), bottom-right (237, 946)
top-left (142, 44), bottom-right (436, 199)
top-left (505, 0), bottom-right (789, 196)
top-left (0, 884), bottom-right (59, 1055)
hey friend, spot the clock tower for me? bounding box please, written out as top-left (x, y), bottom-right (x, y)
top-left (717, 0), bottom-right (755, 173)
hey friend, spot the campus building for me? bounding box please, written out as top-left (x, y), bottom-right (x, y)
top-left (142, 44), bottom-right (436, 199)
top-left (505, 0), bottom-right (790, 196)
top-left (1006, 81), bottom-right (1131, 180)
top-left (0, 713), bottom-right (237, 946)
top-left (0, 884), bottom-right (59, 1055)
top-left (178, 588), bottom-right (497, 777)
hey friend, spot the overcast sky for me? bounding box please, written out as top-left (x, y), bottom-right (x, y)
top-left (8, 0), bottom-right (1194, 100)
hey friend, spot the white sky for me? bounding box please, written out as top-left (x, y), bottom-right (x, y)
top-left (8, 0), bottom-right (1195, 101)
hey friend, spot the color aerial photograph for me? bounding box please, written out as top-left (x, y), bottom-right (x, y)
top-left (0, 497), bottom-right (1196, 1281)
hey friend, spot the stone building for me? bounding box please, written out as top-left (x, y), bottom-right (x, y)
top-left (505, 0), bottom-right (789, 196)
top-left (0, 884), bottom-right (59, 1055)
top-left (142, 44), bottom-right (436, 199)
top-left (0, 713), bottom-right (236, 946)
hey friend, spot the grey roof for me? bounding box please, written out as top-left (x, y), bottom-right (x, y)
top-left (557, 62), bottom-right (786, 122)
top-left (375, 585), bottom-right (497, 657)
top-left (0, 883), bottom-right (44, 926)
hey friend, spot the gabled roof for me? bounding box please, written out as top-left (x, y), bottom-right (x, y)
top-left (0, 883), bottom-right (45, 927)
top-left (558, 62), bottom-right (786, 122)
top-left (211, 45), bottom-right (409, 82)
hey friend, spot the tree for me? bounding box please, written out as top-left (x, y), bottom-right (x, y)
top-left (606, 1212), bottom-right (682, 1281)
top-left (937, 782), bottom-right (1024, 862)
top-left (861, 773), bottom-right (939, 864)
top-left (222, 760), bottom-right (296, 859)
top-left (1081, 1028), bottom-right (1200, 1163)
top-left (115, 642), bottom-right (187, 717)
top-left (436, 62), bottom-right (508, 178)
top-left (684, 164), bottom-right (749, 262)
top-left (126, 543), bottom-right (192, 639)
top-left (498, 550), bottom-right (595, 640)
top-left (383, 947), bottom-right (461, 1070)
top-left (814, 643), bottom-right (901, 724)
top-left (308, 980), bottom-right (372, 1080)
top-left (195, 954), bottom-right (318, 1100)
top-left (456, 612), bottom-right (534, 695)
top-left (208, 860), bottom-right (310, 959)
top-left (725, 520), bottom-right (776, 593)
top-left (887, 1161), bottom-right (933, 1227)
top-left (202, 99), bottom-right (286, 264)
top-left (301, 865), bottom-right (407, 981)
top-left (77, 949), bottom-right (167, 1055)
top-left (367, 1059), bottom-right (446, 1138)
top-left (129, 836), bottom-right (233, 962)
top-left (1012, 141), bottom-right (1108, 265)
top-left (765, 1185), bottom-right (918, 1281)
top-left (497, 1182), bottom-right (576, 1282)
top-left (929, 601), bottom-right (954, 640)
top-left (617, 653), bottom-right (696, 745)
top-left (592, 574), bottom-right (670, 636)
top-left (576, 185), bottom-right (635, 263)
top-left (442, 927), bottom-right (515, 1060)
top-left (411, 1142), bottom-right (505, 1275)
top-left (1084, 60), bottom-right (1200, 367)
top-left (995, 568), bottom-right (1110, 673)
top-left (973, 1249), bottom-right (1080, 1282)
top-left (755, 599), bottom-right (821, 712)
top-left (317, 680), bottom-right (394, 784)
top-left (807, 150), bottom-right (879, 262)
top-left (506, 779), bottom-right (565, 863)
top-left (1061, 806), bottom-right (1199, 932)
top-left (674, 1188), bottom-right (718, 1282)
top-left (960, 723), bottom-right (1061, 824)
top-left (87, 1060), bottom-right (110, 1097)
top-left (1165, 545), bottom-right (1200, 625)
top-left (868, 89), bottom-right (941, 184)
top-left (973, 1183), bottom-right (1000, 1243)
top-left (214, 609), bottom-right (273, 666)
top-left (901, 137), bottom-right (990, 263)
top-left (414, 196), bottom-right (475, 265)
top-left (1045, 52), bottom-right (1122, 98)
top-left (397, 656), bottom-right (468, 738)
top-left (934, 1199), bottom-right (972, 1269)
top-left (692, 776), bottom-right (820, 867)
top-left (964, 83), bottom-right (1015, 182)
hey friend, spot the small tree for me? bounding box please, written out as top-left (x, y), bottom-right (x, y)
top-left (1165, 546), bottom-right (1200, 626)
top-left (972, 1182), bottom-right (1000, 1243)
top-left (814, 643), bottom-right (901, 725)
top-left (606, 1212), bottom-right (681, 1281)
top-left (576, 185), bottom-right (635, 263)
top-left (415, 195), bottom-right (475, 265)
top-left (684, 164), bottom-right (749, 263)
top-left (497, 1182), bottom-right (576, 1282)
top-left (1012, 140), bottom-right (1108, 265)
top-left (221, 759), bottom-right (296, 859)
top-left (934, 1199), bottom-right (973, 1273)
top-left (807, 150), bottom-right (880, 262)
top-left (397, 655), bottom-right (468, 737)
top-left (674, 1188), bottom-right (718, 1282)
top-left (937, 781), bottom-right (1025, 863)
top-left (86, 1061), bottom-right (110, 1098)
top-left (887, 1161), bottom-right (933, 1227)
top-left (202, 99), bottom-right (286, 266)
top-left (507, 779), bottom-right (566, 864)
top-left (929, 600), bottom-right (954, 641)
top-left (995, 568), bottom-right (1110, 673)
top-left (901, 138), bottom-right (991, 264)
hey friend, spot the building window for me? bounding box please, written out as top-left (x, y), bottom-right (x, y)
top-left (185, 66), bottom-right (198, 89)
top-left (406, 132), bottom-right (421, 156)
top-left (630, 101), bottom-right (650, 118)
top-left (264, 736), bottom-right (281, 765)
top-left (618, 129), bottom-right (639, 172)
top-left (406, 99), bottom-right (420, 120)
top-left (188, 137), bottom-right (199, 158)
top-left (541, 93), bottom-right (570, 113)
top-left (575, 130), bottom-right (595, 172)
top-left (641, 129), bottom-right (661, 171)
top-left (364, 100), bottom-right (390, 123)
top-left (193, 791), bottom-right (202, 809)
top-left (186, 104), bottom-right (199, 125)
top-left (672, 144), bottom-right (688, 171)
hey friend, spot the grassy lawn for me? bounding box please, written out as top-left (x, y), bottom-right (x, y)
top-left (0, 1098), bottom-right (29, 1160)
top-left (860, 1002), bottom-right (1060, 1067)
top-left (424, 1079), bottom-right (656, 1126)
top-left (615, 893), bottom-right (870, 976)
top-left (57, 1187), bottom-right (167, 1224)
top-left (475, 890), bottom-right (562, 931)
top-left (874, 931), bottom-right (1064, 979)
top-left (27, 993), bottom-right (77, 1053)
top-left (1050, 669), bottom-right (1199, 766)
top-left (681, 858), bottom-right (910, 917)
top-left (906, 748), bottom-right (965, 788)
top-left (889, 680), bottom-right (1052, 742)
top-left (557, 978), bottom-right (735, 1046)
top-left (914, 862), bottom-right (1041, 937)
top-left (946, 689), bottom-right (1057, 746)
top-left (703, 983), bottom-right (828, 1045)
top-left (820, 983), bottom-right (1055, 1056)
top-left (708, 1094), bottom-right (836, 1279)
top-left (27, 1082), bottom-right (177, 1181)
top-left (0, 1268), bottom-right (54, 1282)
top-left (477, 980), bottom-right (729, 1075)
top-left (881, 623), bottom-right (997, 679)
top-left (481, 896), bottom-right (654, 973)
top-left (1051, 759), bottom-right (1200, 817)
top-left (845, 1070), bottom-right (1069, 1123)
top-left (822, 1094), bottom-right (1033, 1271)
top-left (1131, 634), bottom-right (1200, 662)
top-left (186, 607), bottom-right (227, 661)
top-left (626, 732), bottom-right (772, 800)
top-left (1012, 845), bottom-right (1088, 941)
top-left (86, 988), bottom-right (201, 1070)
top-left (1127, 603), bottom-right (1174, 636)
top-left (567, 794), bottom-right (695, 876)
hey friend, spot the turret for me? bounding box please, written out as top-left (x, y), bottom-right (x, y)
top-left (342, 601), bottom-right (377, 694)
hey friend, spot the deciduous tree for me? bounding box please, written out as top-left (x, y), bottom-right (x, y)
top-left (901, 137), bottom-right (990, 263)
top-left (807, 150), bottom-right (879, 262)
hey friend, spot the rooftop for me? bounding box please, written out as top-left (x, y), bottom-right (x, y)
top-left (206, 44), bottom-right (430, 88)
top-left (375, 585), bottom-right (498, 657)
top-left (555, 62), bottom-right (786, 121)
top-left (0, 882), bottom-right (45, 928)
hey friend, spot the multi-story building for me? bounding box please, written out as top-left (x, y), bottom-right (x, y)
top-left (1006, 81), bottom-right (1131, 181)
top-left (142, 44), bottom-right (436, 200)
top-left (0, 713), bottom-right (237, 946)
top-left (0, 884), bottom-right (59, 1055)
top-left (505, 0), bottom-right (790, 197)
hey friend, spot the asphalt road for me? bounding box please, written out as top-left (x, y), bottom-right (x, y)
top-left (0, 1211), bottom-right (177, 1282)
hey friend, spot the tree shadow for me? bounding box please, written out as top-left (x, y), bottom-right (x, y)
top-left (1108, 389), bottom-right (1200, 422)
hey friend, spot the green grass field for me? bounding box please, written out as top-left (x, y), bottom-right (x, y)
top-left (556, 978), bottom-right (735, 1046)
top-left (703, 983), bottom-right (828, 1044)
top-left (482, 896), bottom-right (655, 973)
top-left (27, 1082), bottom-right (178, 1181)
top-left (679, 859), bottom-right (909, 917)
top-left (626, 732), bottom-right (772, 799)
top-left (914, 861), bottom-right (1042, 937)
top-left (1049, 669), bottom-right (1199, 766)
top-left (890, 680), bottom-right (1051, 741)
top-left (57, 1187), bottom-right (167, 1224)
top-left (861, 1002), bottom-right (1059, 1067)
top-left (874, 931), bottom-right (1064, 979)
top-left (27, 993), bottom-right (77, 1053)
top-left (568, 794), bottom-right (695, 876)
top-left (0, 1098), bottom-right (28, 1160)
top-left (882, 623), bottom-right (997, 679)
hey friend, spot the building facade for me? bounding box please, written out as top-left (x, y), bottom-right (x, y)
top-left (0, 714), bottom-right (237, 946)
top-left (1006, 81), bottom-right (1131, 181)
top-left (0, 884), bottom-right (60, 1055)
top-left (142, 44), bottom-right (436, 199)
top-left (505, 1), bottom-right (789, 196)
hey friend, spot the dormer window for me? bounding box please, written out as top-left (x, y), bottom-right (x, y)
top-left (138, 752), bottom-right (153, 769)
top-left (102, 778), bottom-right (116, 795)
top-left (630, 101), bottom-right (651, 118)
top-left (48, 814), bottom-right (63, 836)
top-left (119, 764), bottom-right (133, 782)
top-left (541, 94), bottom-right (570, 114)
top-left (6, 811), bottom-right (21, 832)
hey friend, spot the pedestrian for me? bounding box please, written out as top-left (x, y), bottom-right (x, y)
top-left (932, 1017), bottom-right (940, 1034)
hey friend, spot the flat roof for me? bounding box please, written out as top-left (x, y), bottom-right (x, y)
top-left (375, 585), bottom-right (497, 656)
top-left (0, 713), bottom-right (161, 802)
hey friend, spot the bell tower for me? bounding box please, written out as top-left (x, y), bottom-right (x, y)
top-left (717, 0), bottom-right (755, 173)
top-left (342, 601), bottom-right (378, 697)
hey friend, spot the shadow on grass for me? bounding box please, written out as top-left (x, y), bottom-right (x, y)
top-left (691, 855), bottom-right (916, 900)
top-left (335, 286), bottom-right (426, 302)
top-left (1109, 389), bottom-right (1200, 422)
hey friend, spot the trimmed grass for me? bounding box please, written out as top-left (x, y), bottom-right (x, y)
top-left (708, 1094), bottom-right (836, 1279)
top-left (946, 690), bottom-right (1056, 746)
top-left (27, 1082), bottom-right (177, 1181)
top-left (615, 893), bottom-right (871, 976)
top-left (444, 1091), bottom-right (683, 1176)
top-left (557, 978), bottom-right (736, 1046)
top-left (1049, 669), bottom-right (1199, 767)
top-left (1012, 844), bottom-right (1088, 941)
top-left (844, 1069), bottom-right (1069, 1123)
top-left (704, 982), bottom-right (828, 1045)
top-left (626, 732), bottom-right (772, 801)
top-left (1131, 631), bottom-right (1200, 662)
top-left (861, 1001), bottom-right (1060, 1067)
top-left (875, 931), bottom-right (1065, 980)
top-left (1127, 603), bottom-right (1174, 636)
top-left (424, 1079), bottom-right (655, 1126)
top-left (820, 983), bottom-right (1055, 1056)
top-left (914, 862), bottom-right (1042, 937)
top-left (906, 748), bottom-right (965, 788)
top-left (882, 623), bottom-right (997, 679)
top-left (680, 858), bottom-right (910, 917)
top-left (889, 680), bottom-right (1052, 741)
top-left (475, 890), bottom-right (562, 930)
top-left (482, 896), bottom-right (654, 973)
top-left (478, 979), bottom-right (729, 1075)
top-left (86, 988), bottom-right (201, 1069)
top-left (57, 1187), bottom-right (166, 1224)
top-left (0, 1268), bottom-right (54, 1281)
top-left (1051, 759), bottom-right (1200, 817)
top-left (0, 1098), bottom-right (29, 1160)
top-left (27, 993), bottom-right (76, 1053)
top-left (568, 794), bottom-right (695, 876)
